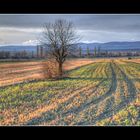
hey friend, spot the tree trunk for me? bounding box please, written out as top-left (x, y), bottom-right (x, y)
top-left (58, 62), bottom-right (63, 77)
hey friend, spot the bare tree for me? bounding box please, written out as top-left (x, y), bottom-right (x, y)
top-left (94, 47), bottom-right (97, 57)
top-left (87, 47), bottom-right (90, 58)
top-left (39, 19), bottom-right (80, 77)
top-left (79, 47), bottom-right (82, 58)
top-left (36, 45), bottom-right (40, 58)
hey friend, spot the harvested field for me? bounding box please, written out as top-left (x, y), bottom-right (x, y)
top-left (0, 59), bottom-right (94, 87)
top-left (0, 58), bottom-right (140, 126)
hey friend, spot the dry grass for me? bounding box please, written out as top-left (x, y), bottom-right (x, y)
top-left (42, 59), bottom-right (59, 79)
top-left (63, 58), bottom-right (94, 71)
top-left (0, 58), bottom-right (94, 87)
top-left (126, 58), bottom-right (140, 63)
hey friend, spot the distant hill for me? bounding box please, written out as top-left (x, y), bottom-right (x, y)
top-left (78, 41), bottom-right (140, 53)
top-left (0, 45), bottom-right (37, 53)
top-left (0, 41), bottom-right (140, 53)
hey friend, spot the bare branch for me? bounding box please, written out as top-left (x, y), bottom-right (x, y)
top-left (39, 19), bottom-right (81, 76)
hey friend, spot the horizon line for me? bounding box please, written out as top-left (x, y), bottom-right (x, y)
top-left (1, 40), bottom-right (140, 46)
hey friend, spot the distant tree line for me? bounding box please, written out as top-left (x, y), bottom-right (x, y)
top-left (0, 46), bottom-right (47, 59)
top-left (0, 45), bottom-right (140, 59)
top-left (0, 51), bottom-right (35, 59)
top-left (78, 46), bottom-right (140, 58)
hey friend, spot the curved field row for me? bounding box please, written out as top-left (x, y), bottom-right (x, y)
top-left (23, 62), bottom-right (113, 125)
top-left (0, 59), bottom-right (140, 126)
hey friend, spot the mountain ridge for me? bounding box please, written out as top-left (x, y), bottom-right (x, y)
top-left (0, 41), bottom-right (140, 53)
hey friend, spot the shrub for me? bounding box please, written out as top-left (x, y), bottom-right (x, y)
top-left (128, 57), bottom-right (132, 60)
top-left (42, 59), bottom-right (59, 79)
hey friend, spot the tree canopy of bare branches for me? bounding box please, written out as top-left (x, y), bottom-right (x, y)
top-left (39, 19), bottom-right (80, 77)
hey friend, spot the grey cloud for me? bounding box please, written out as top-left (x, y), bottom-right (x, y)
top-left (0, 14), bottom-right (140, 44)
top-left (0, 14), bottom-right (140, 31)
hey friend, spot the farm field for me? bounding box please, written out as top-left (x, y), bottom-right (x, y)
top-left (0, 58), bottom-right (140, 126)
top-left (0, 58), bottom-right (94, 87)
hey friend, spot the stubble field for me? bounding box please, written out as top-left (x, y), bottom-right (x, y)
top-left (0, 58), bottom-right (140, 126)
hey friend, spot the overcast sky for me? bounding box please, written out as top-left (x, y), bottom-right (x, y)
top-left (0, 14), bottom-right (140, 45)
